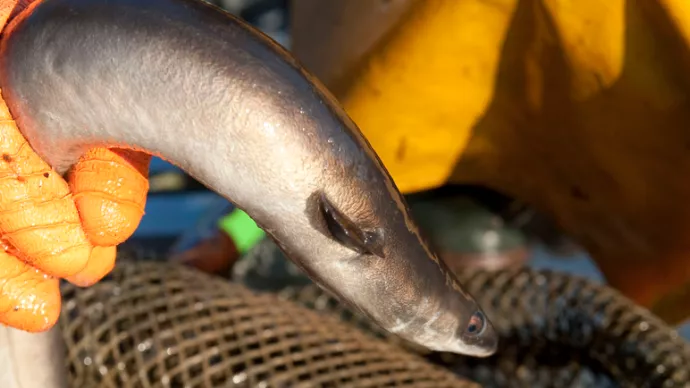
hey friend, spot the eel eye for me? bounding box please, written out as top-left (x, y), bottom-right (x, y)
top-left (466, 311), bottom-right (486, 336)
top-left (318, 192), bottom-right (385, 258)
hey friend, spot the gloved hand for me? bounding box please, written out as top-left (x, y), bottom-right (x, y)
top-left (0, 0), bottom-right (151, 332)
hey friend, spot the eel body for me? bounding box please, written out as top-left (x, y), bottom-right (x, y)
top-left (0, 0), bottom-right (497, 356)
top-left (0, 326), bottom-right (68, 388)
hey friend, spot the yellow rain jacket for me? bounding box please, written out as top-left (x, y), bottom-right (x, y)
top-left (292, 0), bottom-right (690, 323)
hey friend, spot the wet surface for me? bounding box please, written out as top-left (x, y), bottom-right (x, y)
top-left (529, 245), bottom-right (690, 341)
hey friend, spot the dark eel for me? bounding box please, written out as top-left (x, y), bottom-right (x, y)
top-left (0, 0), bottom-right (496, 356)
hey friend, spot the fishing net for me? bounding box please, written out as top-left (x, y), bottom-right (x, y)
top-left (236, 239), bottom-right (690, 387)
top-left (58, 256), bottom-right (474, 388)
top-left (57, 241), bottom-right (690, 388)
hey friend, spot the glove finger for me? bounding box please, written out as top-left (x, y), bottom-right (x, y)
top-left (0, 245), bottom-right (61, 333)
top-left (64, 245), bottom-right (116, 287)
top-left (68, 147), bottom-right (151, 247)
top-left (0, 94), bottom-right (91, 278)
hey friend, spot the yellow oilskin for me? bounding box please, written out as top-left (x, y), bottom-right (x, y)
top-left (296, 0), bottom-right (690, 323)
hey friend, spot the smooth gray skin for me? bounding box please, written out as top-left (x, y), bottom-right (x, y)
top-left (0, 0), bottom-right (497, 356)
top-left (0, 326), bottom-right (67, 388)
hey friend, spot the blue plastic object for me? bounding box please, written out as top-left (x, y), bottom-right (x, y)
top-left (149, 156), bottom-right (181, 175)
top-left (130, 157), bottom-right (237, 255)
top-left (135, 191), bottom-right (231, 237)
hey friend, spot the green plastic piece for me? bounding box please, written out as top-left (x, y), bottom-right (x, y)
top-left (218, 209), bottom-right (266, 254)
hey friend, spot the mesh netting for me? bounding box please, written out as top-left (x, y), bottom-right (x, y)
top-left (58, 242), bottom-right (690, 388)
top-left (59, 259), bottom-right (476, 388)
top-left (238, 239), bottom-right (690, 388)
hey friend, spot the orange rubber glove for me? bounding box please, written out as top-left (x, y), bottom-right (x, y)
top-left (0, 0), bottom-right (151, 332)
